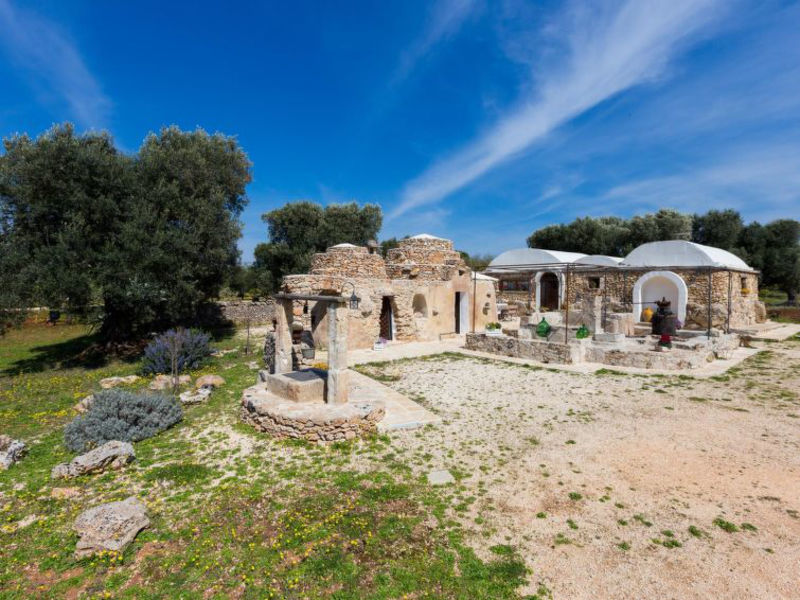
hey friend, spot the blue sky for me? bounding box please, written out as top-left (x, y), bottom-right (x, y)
top-left (2, 0), bottom-right (799, 261)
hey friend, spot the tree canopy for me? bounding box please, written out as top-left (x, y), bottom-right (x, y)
top-left (0, 123), bottom-right (251, 339)
top-left (526, 209), bottom-right (800, 303)
top-left (253, 201), bottom-right (382, 294)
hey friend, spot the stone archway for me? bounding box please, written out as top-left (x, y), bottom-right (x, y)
top-left (535, 271), bottom-right (564, 311)
top-left (632, 271), bottom-right (688, 323)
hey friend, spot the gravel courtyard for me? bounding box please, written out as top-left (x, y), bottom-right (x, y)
top-left (358, 339), bottom-right (800, 599)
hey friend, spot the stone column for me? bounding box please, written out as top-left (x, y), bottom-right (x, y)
top-left (326, 300), bottom-right (349, 404)
top-left (274, 299), bottom-right (293, 374)
top-left (592, 295), bottom-right (603, 334)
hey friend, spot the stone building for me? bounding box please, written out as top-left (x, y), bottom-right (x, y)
top-left (281, 234), bottom-right (498, 350)
top-left (486, 240), bottom-right (766, 330)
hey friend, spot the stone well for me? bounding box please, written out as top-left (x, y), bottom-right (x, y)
top-left (240, 377), bottom-right (384, 442)
top-left (241, 291), bottom-right (384, 442)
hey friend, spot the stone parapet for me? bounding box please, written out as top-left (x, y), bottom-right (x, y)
top-left (465, 332), bottom-right (580, 364)
top-left (240, 385), bottom-right (384, 442)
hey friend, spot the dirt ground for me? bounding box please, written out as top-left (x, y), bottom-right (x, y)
top-left (369, 340), bottom-right (800, 599)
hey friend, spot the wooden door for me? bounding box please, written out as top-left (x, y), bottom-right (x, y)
top-left (540, 273), bottom-right (559, 310)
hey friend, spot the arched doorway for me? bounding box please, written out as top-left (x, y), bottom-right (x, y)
top-left (632, 271), bottom-right (688, 323)
top-left (539, 272), bottom-right (560, 311)
top-left (379, 296), bottom-right (394, 340)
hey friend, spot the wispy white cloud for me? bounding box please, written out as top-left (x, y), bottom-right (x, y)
top-left (390, 0), bottom-right (479, 86)
top-left (0, 0), bottom-right (110, 129)
top-left (390, 0), bottom-right (726, 219)
top-left (601, 144), bottom-right (800, 221)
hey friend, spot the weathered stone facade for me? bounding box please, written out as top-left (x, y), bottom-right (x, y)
top-left (282, 236), bottom-right (498, 349)
top-left (497, 267), bottom-right (764, 331)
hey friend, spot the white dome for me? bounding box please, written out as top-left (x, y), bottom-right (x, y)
top-left (575, 255), bottom-right (623, 267)
top-left (486, 248), bottom-right (586, 272)
top-left (409, 233), bottom-right (446, 240)
top-left (622, 241), bottom-right (753, 270)
top-left (330, 243), bottom-right (358, 248)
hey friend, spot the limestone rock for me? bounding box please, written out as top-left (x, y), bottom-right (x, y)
top-left (73, 496), bottom-right (149, 558)
top-left (52, 440), bottom-right (135, 479)
top-left (427, 469), bottom-right (455, 486)
top-left (99, 375), bottom-right (140, 389)
top-left (74, 395), bottom-right (94, 414)
top-left (149, 374), bottom-right (191, 390)
top-left (179, 387), bottom-right (212, 404)
top-left (195, 375), bottom-right (225, 389)
top-left (0, 435), bottom-right (26, 469)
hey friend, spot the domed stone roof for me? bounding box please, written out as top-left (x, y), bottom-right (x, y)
top-left (622, 241), bottom-right (753, 270)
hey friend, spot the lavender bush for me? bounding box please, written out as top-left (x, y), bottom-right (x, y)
top-left (141, 327), bottom-right (212, 375)
top-left (64, 389), bottom-right (183, 452)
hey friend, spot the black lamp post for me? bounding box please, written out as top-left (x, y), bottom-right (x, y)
top-left (341, 281), bottom-right (360, 310)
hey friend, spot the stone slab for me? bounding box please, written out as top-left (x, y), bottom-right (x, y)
top-left (73, 496), bottom-right (149, 558)
top-left (427, 470), bottom-right (455, 485)
top-left (348, 370), bottom-right (441, 431)
top-left (52, 440), bottom-right (134, 479)
top-left (265, 368), bottom-right (326, 403)
top-left (593, 332), bottom-right (626, 343)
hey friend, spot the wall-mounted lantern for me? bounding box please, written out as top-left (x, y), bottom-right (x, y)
top-left (341, 281), bottom-right (360, 310)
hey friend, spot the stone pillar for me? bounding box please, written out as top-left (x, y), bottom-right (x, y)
top-left (592, 295), bottom-right (603, 334)
top-left (326, 300), bottom-right (349, 404)
top-left (274, 299), bottom-right (293, 374)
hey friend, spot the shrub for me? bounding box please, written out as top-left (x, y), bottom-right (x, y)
top-left (141, 327), bottom-right (212, 375)
top-left (64, 389), bottom-right (183, 452)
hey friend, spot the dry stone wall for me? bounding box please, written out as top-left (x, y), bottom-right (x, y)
top-left (310, 245), bottom-right (388, 279)
top-left (240, 391), bottom-right (385, 442)
top-left (386, 237), bottom-right (466, 281)
top-left (218, 300), bottom-right (275, 324)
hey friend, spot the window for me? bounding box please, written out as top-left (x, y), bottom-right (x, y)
top-left (500, 280), bottom-right (529, 291)
top-left (588, 277), bottom-right (601, 290)
top-left (740, 276), bottom-right (749, 294)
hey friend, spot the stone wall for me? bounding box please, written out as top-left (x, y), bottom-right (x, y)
top-left (240, 392), bottom-right (385, 442)
top-left (465, 332), bottom-right (580, 363)
top-left (218, 300), bottom-right (275, 324)
top-left (466, 331), bottom-right (741, 370)
top-left (563, 268), bottom-right (764, 330)
top-left (385, 237), bottom-right (466, 281)
top-left (310, 245), bottom-right (388, 279)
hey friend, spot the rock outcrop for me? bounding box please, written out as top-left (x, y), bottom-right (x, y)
top-left (0, 435), bottom-right (26, 470)
top-left (99, 375), bottom-right (140, 389)
top-left (179, 387), bottom-right (212, 404)
top-left (149, 374), bottom-right (191, 390)
top-left (74, 395), bottom-right (94, 413)
top-left (195, 375), bottom-right (225, 389)
top-left (73, 496), bottom-right (149, 558)
top-left (52, 440), bottom-right (135, 479)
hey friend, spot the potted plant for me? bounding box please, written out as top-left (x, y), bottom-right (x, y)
top-left (485, 322), bottom-right (503, 336)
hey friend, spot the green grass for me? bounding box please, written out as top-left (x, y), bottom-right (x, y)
top-left (0, 324), bottom-right (532, 599)
top-left (713, 517), bottom-right (739, 533)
